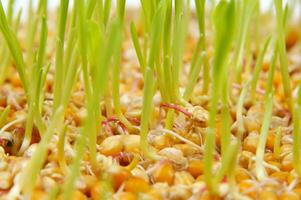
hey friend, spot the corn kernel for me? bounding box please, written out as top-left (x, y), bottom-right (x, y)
top-left (100, 136), bottom-right (123, 156)
top-left (187, 159), bottom-right (204, 178)
top-left (243, 132), bottom-right (258, 154)
top-left (152, 161), bottom-right (174, 185)
top-left (174, 171), bottom-right (194, 185)
top-left (124, 177), bottom-right (150, 193)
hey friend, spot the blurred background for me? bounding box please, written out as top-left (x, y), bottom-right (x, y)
top-left (1, 0), bottom-right (298, 14)
top-left (0, 0), bottom-right (300, 26)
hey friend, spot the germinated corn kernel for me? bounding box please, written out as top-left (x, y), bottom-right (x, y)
top-left (174, 171), bottom-right (195, 185)
top-left (239, 151), bottom-right (253, 169)
top-left (100, 136), bottom-right (123, 156)
top-left (244, 117), bottom-right (261, 133)
top-left (243, 132), bottom-right (258, 154)
top-left (152, 135), bottom-right (170, 150)
top-left (152, 161), bottom-right (174, 185)
top-left (264, 152), bottom-right (277, 162)
top-left (281, 152), bottom-right (293, 172)
top-left (266, 132), bottom-right (275, 150)
top-left (280, 144), bottom-right (293, 156)
top-left (187, 159), bottom-right (204, 178)
top-left (109, 167), bottom-right (131, 191)
top-left (173, 143), bottom-right (200, 157)
top-left (124, 177), bottom-right (150, 193)
top-left (123, 135), bottom-right (140, 153)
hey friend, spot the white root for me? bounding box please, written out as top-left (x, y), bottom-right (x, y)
top-left (150, 128), bottom-right (203, 153)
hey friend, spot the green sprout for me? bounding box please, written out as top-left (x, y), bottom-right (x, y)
top-left (0, 1), bottom-right (29, 94)
top-left (183, 50), bottom-right (204, 100)
top-left (25, 0), bottom-right (47, 70)
top-left (0, 105), bottom-right (10, 127)
top-left (220, 78), bottom-right (232, 159)
top-left (233, 0), bottom-right (257, 83)
top-left (19, 14), bottom-right (48, 153)
top-left (103, 0), bottom-right (112, 28)
top-left (255, 92), bottom-right (274, 180)
top-left (292, 79), bottom-right (301, 177)
top-left (53, 0), bottom-right (70, 112)
top-left (204, 0), bottom-right (235, 193)
top-left (161, 0), bottom-right (174, 130)
top-left (235, 82), bottom-right (251, 153)
top-left (195, 0), bottom-right (206, 51)
top-left (112, 0), bottom-right (135, 132)
top-left (57, 124), bottom-right (68, 173)
top-left (63, 5), bottom-right (122, 195)
top-left (8, 107), bottom-right (64, 199)
top-left (130, 22), bottom-right (146, 73)
top-left (250, 36), bottom-right (271, 100)
top-left (171, 0), bottom-right (186, 102)
top-left (0, 0), bottom-right (300, 199)
top-left (0, 0), bottom-right (21, 85)
top-left (140, 67), bottom-right (160, 160)
top-left (0, 0), bottom-right (49, 153)
top-left (162, 0), bottom-right (172, 102)
top-left (274, 0), bottom-right (293, 111)
top-left (202, 50), bottom-right (210, 94)
top-left (255, 43), bottom-right (278, 180)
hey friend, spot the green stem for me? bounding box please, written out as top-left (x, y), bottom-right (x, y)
top-left (53, 0), bottom-right (69, 111)
top-left (58, 124), bottom-right (69, 173)
top-left (130, 22), bottom-right (146, 74)
top-left (183, 51), bottom-right (204, 100)
top-left (18, 108), bottom-right (64, 198)
top-left (274, 0), bottom-right (293, 111)
top-left (250, 36), bottom-right (271, 100)
top-left (0, 105), bottom-right (10, 127)
top-left (255, 93), bottom-right (274, 180)
top-left (164, 109), bottom-right (175, 130)
top-left (234, 0), bottom-right (257, 83)
top-left (140, 68), bottom-right (160, 160)
top-left (292, 104), bottom-right (301, 176)
top-left (0, 1), bottom-right (29, 94)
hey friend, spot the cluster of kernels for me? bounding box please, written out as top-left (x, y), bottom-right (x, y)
top-left (0, 2), bottom-right (301, 198)
top-left (93, 129), bottom-right (205, 199)
top-left (99, 135), bottom-right (141, 157)
top-left (93, 83), bottom-right (301, 200)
